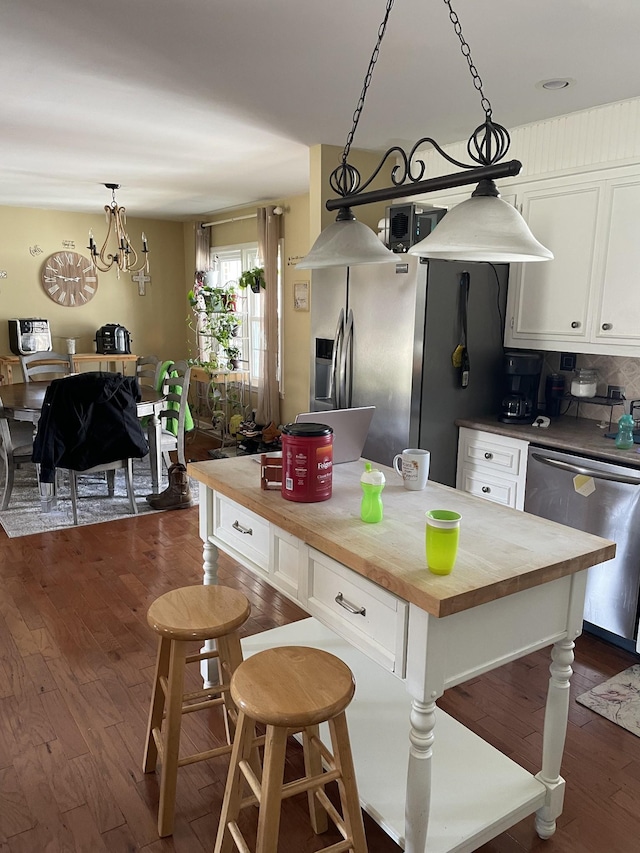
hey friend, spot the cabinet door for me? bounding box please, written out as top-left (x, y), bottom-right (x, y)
top-left (507, 184), bottom-right (600, 343)
top-left (595, 178), bottom-right (640, 342)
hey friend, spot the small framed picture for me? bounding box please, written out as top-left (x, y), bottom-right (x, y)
top-left (294, 281), bottom-right (309, 311)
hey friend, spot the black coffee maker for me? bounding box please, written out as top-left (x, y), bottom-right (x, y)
top-left (499, 351), bottom-right (543, 425)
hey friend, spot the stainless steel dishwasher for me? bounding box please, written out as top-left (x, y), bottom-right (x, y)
top-left (524, 446), bottom-right (640, 654)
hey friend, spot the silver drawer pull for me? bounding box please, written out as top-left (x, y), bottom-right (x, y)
top-left (481, 485), bottom-right (491, 493)
top-left (232, 520), bottom-right (253, 535)
top-left (335, 592), bottom-right (366, 616)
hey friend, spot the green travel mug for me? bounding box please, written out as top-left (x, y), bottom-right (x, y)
top-left (425, 510), bottom-right (461, 575)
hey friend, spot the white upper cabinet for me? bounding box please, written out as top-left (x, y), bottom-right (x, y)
top-left (594, 177), bottom-right (640, 343)
top-left (506, 183), bottom-right (600, 343)
top-left (505, 168), bottom-right (640, 355)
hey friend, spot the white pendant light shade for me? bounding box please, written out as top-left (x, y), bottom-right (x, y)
top-left (408, 193), bottom-right (554, 263)
top-left (296, 218), bottom-right (397, 269)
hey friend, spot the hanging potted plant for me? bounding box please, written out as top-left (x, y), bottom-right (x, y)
top-left (238, 267), bottom-right (265, 293)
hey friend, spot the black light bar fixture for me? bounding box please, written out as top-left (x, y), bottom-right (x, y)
top-left (297, 0), bottom-right (553, 269)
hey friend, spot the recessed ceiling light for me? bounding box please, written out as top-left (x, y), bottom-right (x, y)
top-left (536, 78), bottom-right (575, 91)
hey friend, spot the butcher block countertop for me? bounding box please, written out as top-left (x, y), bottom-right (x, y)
top-left (456, 414), bottom-right (640, 468)
top-left (188, 456), bottom-right (614, 619)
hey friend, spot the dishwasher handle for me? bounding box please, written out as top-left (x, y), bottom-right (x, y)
top-left (531, 452), bottom-right (640, 486)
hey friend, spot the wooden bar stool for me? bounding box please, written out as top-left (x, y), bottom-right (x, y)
top-left (143, 584), bottom-right (251, 837)
top-left (215, 645), bottom-right (368, 853)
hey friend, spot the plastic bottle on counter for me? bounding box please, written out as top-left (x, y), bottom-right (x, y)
top-left (615, 414), bottom-right (635, 450)
top-left (360, 462), bottom-right (385, 523)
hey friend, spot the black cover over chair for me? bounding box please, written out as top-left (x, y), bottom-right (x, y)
top-left (32, 372), bottom-right (149, 523)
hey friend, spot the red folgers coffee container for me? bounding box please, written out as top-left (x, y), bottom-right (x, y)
top-left (281, 423), bottom-right (333, 502)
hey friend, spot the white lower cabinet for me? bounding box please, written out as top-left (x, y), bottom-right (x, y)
top-left (456, 427), bottom-right (529, 510)
top-left (209, 492), bottom-right (408, 672)
top-left (305, 548), bottom-right (408, 676)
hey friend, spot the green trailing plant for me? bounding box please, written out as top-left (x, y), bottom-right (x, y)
top-left (238, 267), bottom-right (265, 293)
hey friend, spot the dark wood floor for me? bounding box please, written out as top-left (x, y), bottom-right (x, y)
top-left (0, 432), bottom-right (639, 852)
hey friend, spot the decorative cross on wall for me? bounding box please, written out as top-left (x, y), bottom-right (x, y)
top-left (131, 269), bottom-right (151, 295)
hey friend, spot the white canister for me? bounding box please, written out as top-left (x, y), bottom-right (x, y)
top-left (570, 368), bottom-right (597, 398)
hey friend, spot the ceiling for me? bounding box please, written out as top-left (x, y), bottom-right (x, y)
top-left (2, 0), bottom-right (639, 219)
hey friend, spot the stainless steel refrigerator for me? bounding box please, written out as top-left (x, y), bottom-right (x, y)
top-left (309, 256), bottom-right (508, 486)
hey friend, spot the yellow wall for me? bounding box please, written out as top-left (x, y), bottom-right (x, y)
top-left (0, 206), bottom-right (187, 363)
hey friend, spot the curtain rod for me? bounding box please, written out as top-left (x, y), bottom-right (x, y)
top-left (201, 213), bottom-right (257, 228)
top-left (201, 207), bottom-right (283, 228)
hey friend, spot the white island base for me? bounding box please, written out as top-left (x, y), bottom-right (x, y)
top-left (242, 617), bottom-right (546, 853)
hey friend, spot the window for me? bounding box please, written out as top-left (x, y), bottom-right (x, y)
top-left (209, 243), bottom-right (280, 389)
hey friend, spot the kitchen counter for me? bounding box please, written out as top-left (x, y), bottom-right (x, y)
top-left (456, 414), bottom-right (640, 468)
top-left (189, 456), bottom-right (613, 618)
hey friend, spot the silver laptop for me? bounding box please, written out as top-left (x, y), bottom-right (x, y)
top-left (295, 407), bottom-right (375, 464)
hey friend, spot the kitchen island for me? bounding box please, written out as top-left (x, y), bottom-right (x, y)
top-left (188, 456), bottom-right (614, 853)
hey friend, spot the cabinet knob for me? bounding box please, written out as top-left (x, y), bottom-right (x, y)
top-left (484, 452), bottom-right (493, 460)
top-left (481, 486), bottom-right (491, 494)
top-left (571, 321), bottom-right (581, 329)
top-left (602, 322), bottom-right (613, 331)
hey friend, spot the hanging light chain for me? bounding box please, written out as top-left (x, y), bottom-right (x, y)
top-left (442, 0), bottom-right (492, 119)
top-left (341, 0), bottom-right (395, 166)
top-left (329, 0), bottom-right (510, 200)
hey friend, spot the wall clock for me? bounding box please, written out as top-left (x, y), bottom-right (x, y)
top-left (41, 251), bottom-right (99, 307)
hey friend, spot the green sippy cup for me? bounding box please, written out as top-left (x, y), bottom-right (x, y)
top-left (360, 462), bottom-right (385, 523)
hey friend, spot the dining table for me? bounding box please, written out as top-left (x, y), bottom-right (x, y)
top-left (0, 380), bottom-right (165, 510)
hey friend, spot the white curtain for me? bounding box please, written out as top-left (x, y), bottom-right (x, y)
top-left (195, 224), bottom-right (211, 272)
top-left (255, 206), bottom-right (281, 426)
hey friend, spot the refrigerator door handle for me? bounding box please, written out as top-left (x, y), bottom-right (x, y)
top-left (329, 308), bottom-right (345, 408)
top-left (531, 452), bottom-right (640, 485)
top-left (340, 309), bottom-right (354, 408)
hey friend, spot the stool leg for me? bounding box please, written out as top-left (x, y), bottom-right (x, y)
top-left (255, 725), bottom-right (288, 853)
top-left (143, 636), bottom-right (171, 773)
top-left (157, 639), bottom-right (187, 837)
top-left (216, 631), bottom-right (243, 744)
top-left (215, 710), bottom-right (258, 853)
top-left (329, 712), bottom-right (368, 853)
top-left (302, 725), bottom-right (328, 834)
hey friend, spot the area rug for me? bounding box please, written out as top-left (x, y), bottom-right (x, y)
top-left (0, 460), bottom-right (200, 538)
top-left (576, 665), bottom-right (640, 737)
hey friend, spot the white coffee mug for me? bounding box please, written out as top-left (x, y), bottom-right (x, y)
top-left (393, 448), bottom-right (430, 491)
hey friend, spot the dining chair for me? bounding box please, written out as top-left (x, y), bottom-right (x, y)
top-left (20, 351), bottom-right (74, 382)
top-left (31, 372), bottom-right (149, 524)
top-left (0, 415), bottom-right (34, 510)
top-left (136, 355), bottom-right (167, 391)
top-left (156, 360), bottom-right (193, 470)
top-left (68, 458), bottom-right (137, 525)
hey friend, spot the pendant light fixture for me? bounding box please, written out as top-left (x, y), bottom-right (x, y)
top-left (297, 0), bottom-right (552, 269)
top-left (87, 183), bottom-right (150, 278)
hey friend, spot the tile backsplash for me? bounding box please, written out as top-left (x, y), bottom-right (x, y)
top-left (541, 352), bottom-right (640, 425)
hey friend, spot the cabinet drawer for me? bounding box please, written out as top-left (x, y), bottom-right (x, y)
top-left (306, 548), bottom-right (408, 677)
top-left (214, 495), bottom-right (270, 570)
top-left (458, 466), bottom-right (519, 509)
top-left (458, 428), bottom-right (527, 475)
